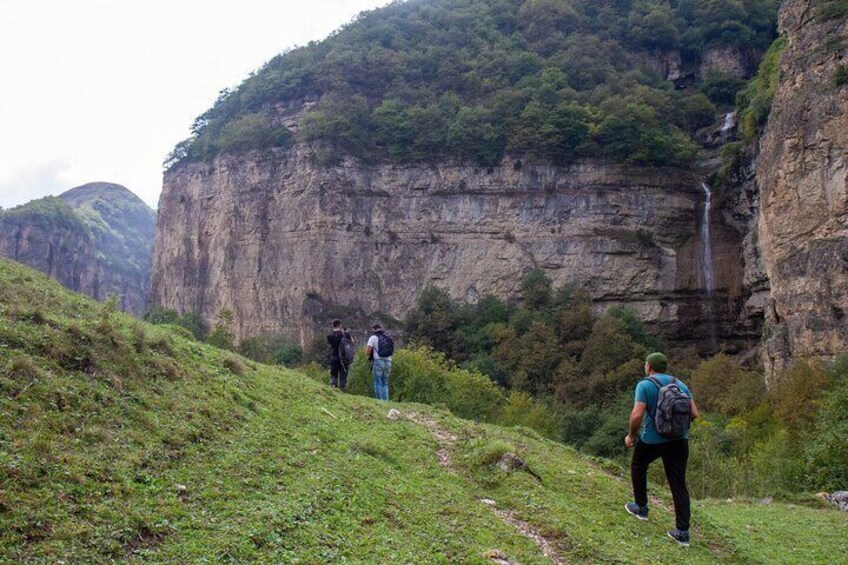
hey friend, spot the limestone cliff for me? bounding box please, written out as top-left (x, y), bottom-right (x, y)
top-left (0, 197), bottom-right (96, 295)
top-left (152, 146), bottom-right (758, 348)
top-left (150, 0), bottom-right (777, 348)
top-left (0, 183), bottom-right (156, 315)
top-left (757, 0), bottom-right (848, 380)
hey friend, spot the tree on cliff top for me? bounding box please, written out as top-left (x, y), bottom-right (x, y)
top-left (169, 0), bottom-right (779, 169)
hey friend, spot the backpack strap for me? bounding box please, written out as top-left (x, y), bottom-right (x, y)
top-left (642, 376), bottom-right (666, 424)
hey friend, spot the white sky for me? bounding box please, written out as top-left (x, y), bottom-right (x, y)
top-left (0, 0), bottom-right (394, 210)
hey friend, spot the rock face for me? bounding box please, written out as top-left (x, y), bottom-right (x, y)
top-left (0, 183), bottom-right (156, 315)
top-left (757, 0), bottom-right (848, 380)
top-left (152, 146), bottom-right (759, 348)
top-left (0, 198), bottom-right (96, 295)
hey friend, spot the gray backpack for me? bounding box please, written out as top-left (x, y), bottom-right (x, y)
top-left (647, 376), bottom-right (692, 438)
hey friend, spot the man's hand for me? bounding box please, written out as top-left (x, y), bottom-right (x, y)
top-left (624, 434), bottom-right (637, 448)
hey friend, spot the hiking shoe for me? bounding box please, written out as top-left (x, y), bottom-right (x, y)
top-left (624, 502), bottom-right (648, 521)
top-left (667, 529), bottom-right (690, 546)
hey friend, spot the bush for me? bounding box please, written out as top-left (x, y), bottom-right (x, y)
top-left (206, 310), bottom-right (234, 351)
top-left (769, 359), bottom-right (832, 432)
top-left (689, 354), bottom-right (766, 416)
top-left (239, 335), bottom-right (303, 366)
top-left (736, 37), bottom-right (786, 138)
top-left (499, 391), bottom-right (560, 440)
top-left (834, 65), bottom-right (848, 88)
top-left (700, 71), bottom-right (746, 106)
top-left (804, 356), bottom-right (848, 489)
top-left (223, 354), bottom-right (247, 376)
top-left (392, 348), bottom-right (505, 422)
top-left (466, 438), bottom-right (517, 469)
top-left (143, 306), bottom-right (204, 340)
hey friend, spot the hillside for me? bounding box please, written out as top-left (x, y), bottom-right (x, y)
top-left (0, 183), bottom-right (155, 316)
top-left (168, 0), bottom-right (780, 169)
top-left (167, 0), bottom-right (780, 169)
top-left (2, 259), bottom-right (845, 563)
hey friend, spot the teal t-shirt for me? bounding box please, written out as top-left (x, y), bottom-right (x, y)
top-left (635, 373), bottom-right (692, 444)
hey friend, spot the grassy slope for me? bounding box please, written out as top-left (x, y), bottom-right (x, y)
top-left (0, 259), bottom-right (845, 564)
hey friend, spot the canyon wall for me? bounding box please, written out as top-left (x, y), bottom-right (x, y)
top-left (0, 183), bottom-right (156, 316)
top-left (152, 146), bottom-right (758, 348)
top-left (757, 0), bottom-right (848, 380)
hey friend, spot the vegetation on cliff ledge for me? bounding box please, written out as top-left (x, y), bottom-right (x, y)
top-left (168, 0), bottom-right (780, 169)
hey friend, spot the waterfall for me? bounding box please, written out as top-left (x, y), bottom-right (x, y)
top-left (720, 111), bottom-right (736, 137)
top-left (700, 182), bottom-right (717, 350)
top-left (700, 183), bottom-right (715, 297)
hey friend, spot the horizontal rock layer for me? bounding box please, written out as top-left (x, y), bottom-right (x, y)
top-left (152, 147), bottom-right (759, 349)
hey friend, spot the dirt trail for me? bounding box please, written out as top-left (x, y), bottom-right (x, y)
top-left (405, 411), bottom-right (568, 565)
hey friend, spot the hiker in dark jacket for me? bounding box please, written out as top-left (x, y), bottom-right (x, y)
top-left (326, 319), bottom-right (346, 390)
top-left (624, 352), bottom-right (700, 547)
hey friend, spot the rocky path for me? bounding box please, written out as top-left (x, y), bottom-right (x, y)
top-left (405, 410), bottom-right (568, 565)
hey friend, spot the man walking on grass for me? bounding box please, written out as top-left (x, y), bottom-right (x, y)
top-left (624, 352), bottom-right (700, 546)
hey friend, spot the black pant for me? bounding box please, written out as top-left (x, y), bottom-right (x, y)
top-left (329, 359), bottom-right (347, 391)
top-left (631, 439), bottom-right (690, 531)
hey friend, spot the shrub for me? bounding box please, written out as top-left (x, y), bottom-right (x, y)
top-left (207, 310), bottom-right (234, 351)
top-left (769, 359), bottom-right (832, 432)
top-left (834, 65), bottom-right (848, 88)
top-left (499, 391), bottom-right (560, 440)
top-left (736, 37), bottom-right (786, 138)
top-left (701, 71), bottom-right (746, 105)
top-left (689, 354), bottom-right (766, 416)
top-left (804, 356), bottom-right (848, 489)
top-left (239, 334), bottom-right (303, 366)
top-left (223, 354), bottom-right (247, 376)
top-left (143, 306), bottom-right (204, 340)
top-left (816, 0), bottom-right (848, 21)
top-left (390, 348), bottom-right (506, 422)
top-left (466, 439), bottom-right (516, 469)
top-left (3, 354), bottom-right (42, 381)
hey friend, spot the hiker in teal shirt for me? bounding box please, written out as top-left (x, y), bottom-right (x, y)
top-left (624, 352), bottom-right (700, 547)
top-left (633, 372), bottom-right (693, 444)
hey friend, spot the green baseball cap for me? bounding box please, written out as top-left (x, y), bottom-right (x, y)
top-left (645, 352), bottom-right (668, 373)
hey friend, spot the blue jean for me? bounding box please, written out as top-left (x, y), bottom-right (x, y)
top-left (371, 358), bottom-right (391, 400)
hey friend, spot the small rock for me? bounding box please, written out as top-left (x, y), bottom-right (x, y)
top-left (497, 452), bottom-right (526, 473)
top-left (174, 483), bottom-right (187, 492)
top-left (387, 408), bottom-right (403, 421)
top-left (484, 549), bottom-right (520, 565)
top-left (823, 491), bottom-right (848, 512)
top-left (760, 496), bottom-right (773, 505)
top-left (480, 498), bottom-right (497, 507)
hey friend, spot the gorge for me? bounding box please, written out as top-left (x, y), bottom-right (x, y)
top-left (149, 0), bottom-right (846, 379)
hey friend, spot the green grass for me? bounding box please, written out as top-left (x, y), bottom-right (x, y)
top-left (1, 258), bottom-right (846, 563)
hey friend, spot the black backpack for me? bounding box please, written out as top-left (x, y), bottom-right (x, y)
top-left (646, 376), bottom-right (692, 438)
top-left (339, 332), bottom-right (356, 366)
top-left (375, 332), bottom-right (394, 358)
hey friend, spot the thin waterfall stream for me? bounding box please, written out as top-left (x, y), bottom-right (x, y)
top-left (700, 182), bottom-right (717, 348)
top-left (701, 182), bottom-right (715, 296)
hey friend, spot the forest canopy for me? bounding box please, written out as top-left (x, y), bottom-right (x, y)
top-left (167, 0), bottom-right (779, 169)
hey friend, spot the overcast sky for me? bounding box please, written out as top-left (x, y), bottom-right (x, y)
top-left (0, 0), bottom-right (393, 210)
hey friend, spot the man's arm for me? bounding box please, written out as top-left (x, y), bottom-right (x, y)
top-left (690, 397), bottom-right (700, 420)
top-left (625, 402), bottom-right (646, 448)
